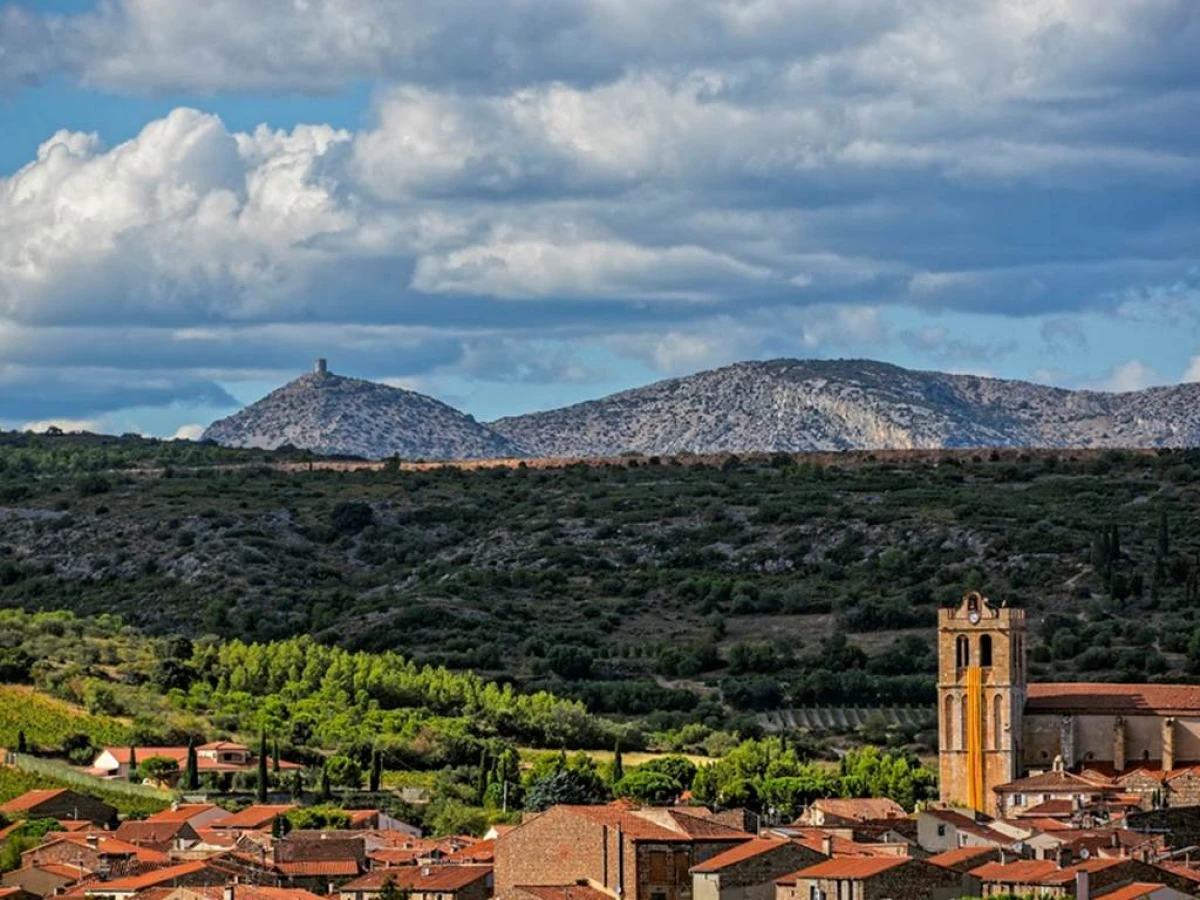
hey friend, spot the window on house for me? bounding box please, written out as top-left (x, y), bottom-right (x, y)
top-left (937, 824), bottom-right (946, 837)
top-left (1013, 794), bottom-right (1024, 806)
top-left (1042, 794), bottom-right (1051, 803)
top-left (650, 892), bottom-right (666, 900)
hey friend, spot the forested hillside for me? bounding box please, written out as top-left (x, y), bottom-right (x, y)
top-left (3, 432), bottom-right (1200, 739)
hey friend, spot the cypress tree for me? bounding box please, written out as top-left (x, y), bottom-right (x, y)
top-left (369, 748), bottom-right (383, 793)
top-left (257, 731), bottom-right (269, 803)
top-left (476, 749), bottom-right (489, 804)
top-left (320, 767), bottom-right (332, 802)
top-left (291, 768), bottom-right (304, 800)
top-left (128, 745), bottom-right (138, 783)
top-left (272, 738), bottom-right (281, 775)
top-left (184, 739), bottom-right (199, 791)
top-left (611, 741), bottom-right (624, 786)
top-left (16, 730), bottom-right (26, 754)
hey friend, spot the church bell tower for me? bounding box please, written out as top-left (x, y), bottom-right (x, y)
top-left (937, 591), bottom-right (1026, 816)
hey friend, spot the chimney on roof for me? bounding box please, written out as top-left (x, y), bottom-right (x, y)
top-left (821, 835), bottom-right (833, 858)
top-left (86, 834), bottom-right (99, 849)
top-left (224, 882), bottom-right (235, 900)
top-left (1056, 846), bottom-right (1073, 868)
top-left (1075, 869), bottom-right (1090, 900)
top-left (315, 358), bottom-right (328, 375)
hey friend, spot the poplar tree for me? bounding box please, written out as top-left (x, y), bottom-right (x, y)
top-left (128, 745), bottom-right (138, 783)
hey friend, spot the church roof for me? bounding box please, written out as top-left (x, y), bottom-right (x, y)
top-left (1025, 682), bottom-right (1200, 716)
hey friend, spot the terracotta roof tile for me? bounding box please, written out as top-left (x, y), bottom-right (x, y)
top-left (185, 886), bottom-right (324, 900)
top-left (145, 805), bottom-right (220, 823)
top-left (994, 770), bottom-right (1112, 793)
top-left (443, 839), bottom-right (494, 863)
top-left (779, 858), bottom-right (908, 882)
top-left (807, 799), bottom-right (907, 822)
top-left (209, 805), bottom-right (297, 829)
top-left (0, 790), bottom-right (69, 813)
top-left (691, 839), bottom-right (793, 873)
top-left (81, 860), bottom-right (214, 893)
top-left (275, 860), bottom-right (362, 877)
top-left (926, 846), bottom-right (999, 869)
top-left (342, 865), bottom-right (492, 892)
top-left (516, 886), bottom-right (611, 900)
top-left (1096, 883), bottom-right (1170, 900)
top-left (1026, 683), bottom-right (1200, 716)
top-left (1156, 862), bottom-right (1200, 884)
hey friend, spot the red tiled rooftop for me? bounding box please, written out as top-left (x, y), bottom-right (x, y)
top-left (209, 805), bottom-right (297, 829)
top-left (81, 860), bottom-right (212, 892)
top-left (926, 846), bottom-right (999, 869)
top-left (806, 798), bottom-right (907, 821)
top-left (145, 804), bottom-right (220, 823)
top-left (275, 860), bottom-right (362, 877)
top-left (342, 865), bottom-right (492, 892)
top-left (32, 833), bottom-right (169, 864)
top-left (779, 858), bottom-right (908, 882)
top-left (692, 839), bottom-right (790, 873)
top-left (1097, 883), bottom-right (1170, 900)
top-left (517, 886), bottom-right (611, 900)
top-left (0, 790), bottom-right (69, 813)
top-left (1026, 683), bottom-right (1200, 716)
top-left (185, 886), bottom-right (323, 900)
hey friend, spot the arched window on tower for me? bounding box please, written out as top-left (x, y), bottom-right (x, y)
top-left (956, 635), bottom-right (970, 668)
top-left (960, 695), bottom-right (969, 751)
top-left (944, 695), bottom-right (956, 751)
top-left (993, 694), bottom-right (1003, 751)
top-left (980, 634), bottom-right (993, 667)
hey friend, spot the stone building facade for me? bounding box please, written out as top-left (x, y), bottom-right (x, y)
top-left (938, 592), bottom-right (1200, 816)
top-left (494, 806), bottom-right (750, 900)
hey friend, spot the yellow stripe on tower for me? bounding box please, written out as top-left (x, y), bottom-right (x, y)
top-left (966, 666), bottom-right (984, 811)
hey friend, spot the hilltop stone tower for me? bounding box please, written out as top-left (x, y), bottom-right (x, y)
top-left (315, 358), bottom-right (328, 375)
top-left (938, 591), bottom-right (1026, 816)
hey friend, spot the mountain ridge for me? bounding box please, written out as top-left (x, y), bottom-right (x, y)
top-left (203, 358), bottom-right (1200, 459)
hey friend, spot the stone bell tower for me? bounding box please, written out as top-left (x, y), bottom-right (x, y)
top-left (938, 591), bottom-right (1026, 815)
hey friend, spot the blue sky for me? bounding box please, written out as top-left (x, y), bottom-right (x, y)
top-left (1, 0), bottom-right (1199, 438)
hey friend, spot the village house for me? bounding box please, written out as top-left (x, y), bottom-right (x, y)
top-left (969, 856), bottom-right (1200, 899)
top-left (690, 838), bottom-right (825, 900)
top-left (0, 790), bottom-right (117, 828)
top-left (146, 805), bottom-right (232, 830)
top-left (113, 819), bottom-right (202, 854)
top-left (916, 807), bottom-right (1019, 853)
top-left (21, 832), bottom-right (167, 877)
top-left (208, 806), bottom-right (299, 831)
top-left (78, 860), bottom-right (233, 899)
top-left (494, 805), bottom-right (751, 900)
top-left (339, 865), bottom-right (493, 900)
top-left (792, 799), bottom-right (906, 829)
top-left (775, 857), bottom-right (960, 900)
top-left (1, 862), bottom-right (90, 898)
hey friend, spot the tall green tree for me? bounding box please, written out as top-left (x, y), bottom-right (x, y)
top-left (369, 748), bottom-right (383, 793)
top-left (320, 767), bottom-right (332, 802)
top-left (127, 745), bottom-right (138, 783)
top-left (610, 741), bottom-right (624, 786)
top-left (257, 731), bottom-right (269, 803)
top-left (272, 738), bottom-right (281, 775)
top-left (16, 730), bottom-right (26, 753)
top-left (184, 739), bottom-right (199, 792)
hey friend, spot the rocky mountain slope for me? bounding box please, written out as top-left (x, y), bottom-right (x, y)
top-left (490, 359), bottom-right (1200, 456)
top-left (202, 366), bottom-right (518, 459)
